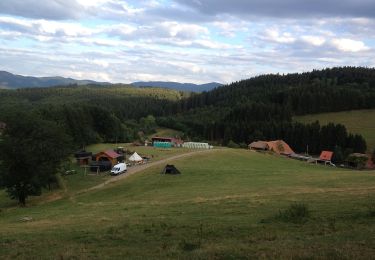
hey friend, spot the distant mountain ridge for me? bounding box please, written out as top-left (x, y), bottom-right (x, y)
top-left (0, 71), bottom-right (110, 88)
top-left (131, 81), bottom-right (222, 92)
top-left (0, 71), bottom-right (222, 92)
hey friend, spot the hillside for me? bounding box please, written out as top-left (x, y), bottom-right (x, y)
top-left (0, 71), bottom-right (110, 88)
top-left (0, 71), bottom-right (221, 92)
top-left (1, 67), bottom-right (373, 154)
top-left (0, 85), bottom-right (186, 146)
top-left (1, 148), bottom-right (375, 258)
top-left (295, 109), bottom-right (375, 152)
top-left (132, 81), bottom-right (222, 92)
top-left (158, 67), bottom-right (375, 154)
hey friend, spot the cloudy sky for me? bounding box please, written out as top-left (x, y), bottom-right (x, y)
top-left (0, 0), bottom-right (374, 84)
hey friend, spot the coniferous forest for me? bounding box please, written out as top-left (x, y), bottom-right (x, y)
top-left (1, 67), bottom-right (374, 155)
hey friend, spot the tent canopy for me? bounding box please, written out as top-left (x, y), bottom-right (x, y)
top-left (161, 164), bottom-right (181, 174)
top-left (129, 152), bottom-right (143, 162)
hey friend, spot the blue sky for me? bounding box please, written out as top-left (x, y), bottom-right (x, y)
top-left (0, 0), bottom-right (374, 84)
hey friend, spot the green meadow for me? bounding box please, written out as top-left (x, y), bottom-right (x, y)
top-left (1, 148), bottom-right (375, 259)
top-left (295, 109), bottom-right (375, 152)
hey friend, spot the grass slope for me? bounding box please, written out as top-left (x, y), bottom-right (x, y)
top-left (295, 109), bottom-right (375, 152)
top-left (1, 149), bottom-right (375, 259)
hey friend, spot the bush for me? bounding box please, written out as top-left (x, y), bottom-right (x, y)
top-left (227, 140), bottom-right (240, 148)
top-left (277, 203), bottom-right (310, 224)
top-left (346, 154), bottom-right (369, 169)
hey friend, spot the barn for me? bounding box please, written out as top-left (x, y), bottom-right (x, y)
top-left (94, 150), bottom-right (124, 166)
top-left (248, 140), bottom-right (294, 155)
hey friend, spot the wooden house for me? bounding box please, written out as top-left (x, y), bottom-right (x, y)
top-left (94, 150), bottom-right (124, 166)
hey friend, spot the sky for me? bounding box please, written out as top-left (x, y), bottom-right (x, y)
top-left (0, 0), bottom-right (374, 84)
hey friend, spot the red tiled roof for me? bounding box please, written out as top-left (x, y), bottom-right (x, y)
top-left (249, 140), bottom-right (294, 155)
top-left (266, 140), bottom-right (295, 155)
top-left (319, 151), bottom-right (333, 161)
top-left (103, 150), bottom-right (121, 159)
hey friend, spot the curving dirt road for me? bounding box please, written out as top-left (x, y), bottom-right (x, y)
top-left (77, 149), bottom-right (215, 194)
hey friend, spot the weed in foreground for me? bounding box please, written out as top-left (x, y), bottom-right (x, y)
top-left (276, 202), bottom-right (310, 224)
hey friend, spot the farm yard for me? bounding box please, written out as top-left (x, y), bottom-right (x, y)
top-left (1, 148), bottom-right (375, 259)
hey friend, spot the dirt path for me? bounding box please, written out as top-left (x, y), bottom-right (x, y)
top-left (76, 149), bottom-right (215, 194)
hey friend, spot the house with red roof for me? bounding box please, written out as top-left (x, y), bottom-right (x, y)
top-left (94, 150), bottom-right (124, 166)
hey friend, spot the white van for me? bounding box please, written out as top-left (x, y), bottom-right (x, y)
top-left (110, 163), bottom-right (127, 176)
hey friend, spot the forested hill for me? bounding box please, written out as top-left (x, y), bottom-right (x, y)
top-left (158, 67), bottom-right (375, 154)
top-left (0, 67), bottom-right (373, 155)
top-left (176, 67), bottom-right (375, 115)
top-left (132, 81), bottom-right (221, 92)
top-left (0, 85), bottom-right (186, 147)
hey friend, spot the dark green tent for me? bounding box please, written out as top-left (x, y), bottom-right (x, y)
top-left (161, 164), bottom-right (181, 175)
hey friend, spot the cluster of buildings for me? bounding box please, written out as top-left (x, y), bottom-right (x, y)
top-left (74, 148), bottom-right (145, 173)
top-left (248, 139), bottom-right (374, 169)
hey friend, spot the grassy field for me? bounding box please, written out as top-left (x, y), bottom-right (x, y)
top-left (149, 128), bottom-right (183, 139)
top-left (295, 109), bottom-right (375, 152)
top-left (1, 149), bottom-right (375, 259)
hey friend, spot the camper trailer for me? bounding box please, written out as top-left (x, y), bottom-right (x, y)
top-left (110, 163), bottom-right (127, 176)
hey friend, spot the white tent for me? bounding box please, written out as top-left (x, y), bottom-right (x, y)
top-left (182, 142), bottom-right (212, 149)
top-left (129, 152), bottom-right (143, 162)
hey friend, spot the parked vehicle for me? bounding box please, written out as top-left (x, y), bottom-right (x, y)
top-left (110, 163), bottom-right (127, 176)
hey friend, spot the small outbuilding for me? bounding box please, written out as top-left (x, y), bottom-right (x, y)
top-left (74, 150), bottom-right (92, 165)
top-left (95, 150), bottom-right (124, 166)
top-left (308, 150), bottom-right (335, 166)
top-left (161, 164), bottom-right (181, 175)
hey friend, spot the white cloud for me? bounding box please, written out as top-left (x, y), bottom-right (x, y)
top-left (264, 28), bottom-right (296, 43)
top-left (1, 1), bottom-right (375, 85)
top-left (331, 38), bottom-right (369, 52)
top-left (301, 35), bottom-right (326, 46)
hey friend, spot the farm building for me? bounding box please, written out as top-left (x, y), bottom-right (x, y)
top-left (182, 142), bottom-right (212, 149)
top-left (152, 137), bottom-right (183, 147)
top-left (74, 150), bottom-right (92, 165)
top-left (248, 140), bottom-right (294, 155)
top-left (94, 150), bottom-right (124, 166)
top-left (248, 141), bottom-right (268, 151)
top-left (308, 151), bottom-right (335, 166)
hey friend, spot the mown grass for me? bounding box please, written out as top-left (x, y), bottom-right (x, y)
top-left (295, 109), bottom-right (375, 151)
top-left (1, 149), bottom-right (375, 259)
